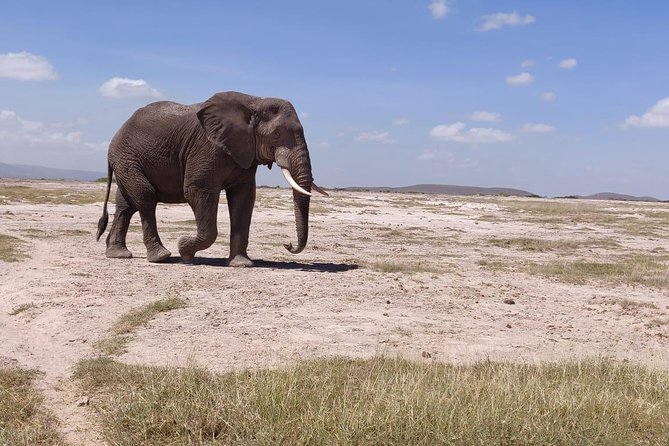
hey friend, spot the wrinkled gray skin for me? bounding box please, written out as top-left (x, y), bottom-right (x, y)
top-left (96, 91), bottom-right (313, 267)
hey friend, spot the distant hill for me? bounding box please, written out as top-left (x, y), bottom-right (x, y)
top-left (342, 184), bottom-right (539, 197)
top-left (0, 162), bottom-right (106, 181)
top-left (565, 192), bottom-right (661, 202)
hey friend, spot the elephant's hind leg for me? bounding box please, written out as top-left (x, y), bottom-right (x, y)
top-left (118, 169), bottom-right (171, 263)
top-left (105, 189), bottom-right (135, 259)
top-left (140, 203), bottom-right (172, 263)
top-left (178, 189), bottom-right (219, 263)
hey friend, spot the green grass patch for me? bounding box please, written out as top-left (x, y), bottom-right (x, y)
top-left (0, 185), bottom-right (108, 205)
top-left (73, 356), bottom-right (669, 446)
top-left (0, 367), bottom-right (65, 446)
top-left (94, 296), bottom-right (186, 356)
top-left (0, 234), bottom-right (28, 262)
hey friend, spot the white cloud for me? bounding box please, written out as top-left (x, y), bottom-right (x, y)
top-left (521, 123), bottom-right (555, 133)
top-left (0, 52), bottom-right (58, 80)
top-left (0, 109), bottom-right (101, 150)
top-left (480, 12), bottom-right (535, 31)
top-left (623, 97), bottom-right (669, 128)
top-left (393, 117), bottom-right (409, 126)
top-left (356, 131), bottom-right (396, 144)
top-left (506, 72), bottom-right (534, 86)
top-left (469, 111), bottom-right (501, 122)
top-left (542, 92), bottom-right (557, 102)
top-left (430, 122), bottom-right (514, 144)
top-left (417, 150), bottom-right (454, 162)
top-left (429, 0), bottom-right (451, 19)
top-left (84, 141), bottom-right (110, 152)
top-left (559, 58), bottom-right (578, 69)
top-left (0, 110), bottom-right (18, 121)
top-left (299, 111), bottom-right (310, 119)
top-left (99, 77), bottom-right (163, 99)
top-left (521, 59), bottom-right (535, 68)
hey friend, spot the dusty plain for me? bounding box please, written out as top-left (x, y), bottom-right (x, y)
top-left (1, 179), bottom-right (669, 444)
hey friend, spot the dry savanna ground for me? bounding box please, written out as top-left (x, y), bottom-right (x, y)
top-left (1, 179), bottom-right (669, 445)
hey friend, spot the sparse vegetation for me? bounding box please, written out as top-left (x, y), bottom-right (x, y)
top-left (73, 356), bottom-right (669, 446)
top-left (94, 296), bottom-right (186, 356)
top-left (0, 234), bottom-right (28, 262)
top-left (524, 255), bottom-right (669, 289)
top-left (0, 367), bottom-right (65, 446)
top-left (0, 185), bottom-right (109, 205)
top-left (368, 260), bottom-right (444, 274)
top-left (21, 228), bottom-right (90, 239)
top-left (645, 317), bottom-right (669, 328)
top-left (609, 297), bottom-right (658, 311)
top-left (488, 236), bottom-right (619, 252)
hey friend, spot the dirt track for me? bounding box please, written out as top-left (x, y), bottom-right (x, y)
top-left (1, 179), bottom-right (669, 444)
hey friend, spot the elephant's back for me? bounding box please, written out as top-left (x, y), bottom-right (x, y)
top-left (109, 101), bottom-right (203, 203)
top-left (127, 101), bottom-right (200, 131)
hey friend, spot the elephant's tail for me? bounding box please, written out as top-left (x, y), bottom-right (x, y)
top-left (96, 162), bottom-right (113, 241)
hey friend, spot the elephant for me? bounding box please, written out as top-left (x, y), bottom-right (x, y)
top-left (95, 91), bottom-right (327, 267)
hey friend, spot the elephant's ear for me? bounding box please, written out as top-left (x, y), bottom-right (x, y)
top-left (197, 92), bottom-right (256, 169)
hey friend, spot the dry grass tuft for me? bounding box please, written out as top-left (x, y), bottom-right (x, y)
top-left (488, 237), bottom-right (619, 252)
top-left (0, 234), bottom-right (28, 262)
top-left (9, 303), bottom-right (38, 316)
top-left (73, 356), bottom-right (669, 446)
top-left (609, 297), bottom-right (658, 311)
top-left (368, 260), bottom-right (444, 274)
top-left (94, 296), bottom-right (186, 356)
top-left (0, 367), bottom-right (65, 445)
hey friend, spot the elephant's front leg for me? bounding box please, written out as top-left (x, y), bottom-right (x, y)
top-left (178, 189), bottom-right (219, 263)
top-left (226, 180), bottom-right (256, 267)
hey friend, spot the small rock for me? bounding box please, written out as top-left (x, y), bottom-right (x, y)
top-left (386, 300), bottom-right (391, 304)
top-left (421, 351), bottom-right (432, 359)
top-left (383, 312), bottom-right (389, 317)
top-left (76, 396), bottom-right (90, 407)
top-left (506, 324), bottom-right (512, 329)
top-left (503, 298), bottom-right (515, 305)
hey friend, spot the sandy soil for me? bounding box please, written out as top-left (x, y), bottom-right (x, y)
top-left (1, 179), bottom-right (668, 444)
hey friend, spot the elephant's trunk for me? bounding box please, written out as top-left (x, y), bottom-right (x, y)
top-left (276, 146), bottom-right (312, 254)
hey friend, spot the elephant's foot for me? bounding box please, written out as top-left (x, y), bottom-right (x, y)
top-left (228, 254), bottom-right (254, 268)
top-left (105, 244), bottom-right (133, 259)
top-left (147, 246), bottom-right (171, 263)
top-left (177, 236), bottom-right (196, 263)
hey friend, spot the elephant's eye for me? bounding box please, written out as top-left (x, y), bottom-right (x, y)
top-left (273, 129), bottom-right (281, 138)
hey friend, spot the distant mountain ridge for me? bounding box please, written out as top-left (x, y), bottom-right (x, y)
top-left (0, 162), bottom-right (105, 181)
top-left (343, 184), bottom-right (664, 201)
top-left (342, 184), bottom-right (539, 197)
top-left (571, 192), bottom-right (661, 202)
top-left (0, 163), bottom-right (663, 201)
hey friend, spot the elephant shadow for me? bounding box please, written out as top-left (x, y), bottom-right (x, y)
top-left (161, 256), bottom-right (359, 273)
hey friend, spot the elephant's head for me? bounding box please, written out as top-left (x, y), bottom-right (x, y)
top-left (197, 91), bottom-right (327, 254)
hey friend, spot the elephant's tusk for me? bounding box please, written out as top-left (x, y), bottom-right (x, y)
top-left (281, 168), bottom-right (312, 197)
top-left (311, 182), bottom-right (329, 197)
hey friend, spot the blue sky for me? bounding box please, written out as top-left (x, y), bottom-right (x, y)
top-left (1, 1), bottom-right (668, 197)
